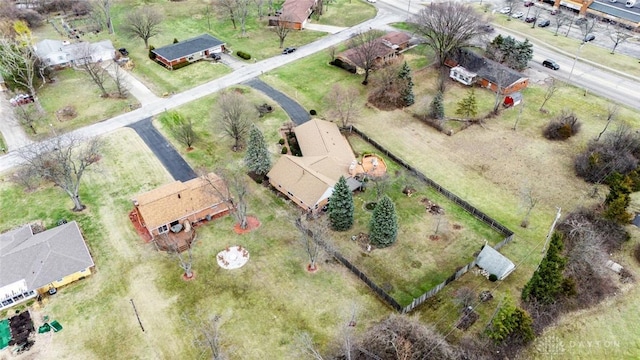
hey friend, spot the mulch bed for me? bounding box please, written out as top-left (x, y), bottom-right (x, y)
top-left (233, 216), bottom-right (261, 234)
top-left (456, 307), bottom-right (479, 331)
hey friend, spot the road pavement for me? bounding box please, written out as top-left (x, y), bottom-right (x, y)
top-left (0, 8), bottom-right (403, 175)
top-left (245, 79), bottom-right (311, 125)
top-left (127, 118), bottom-right (197, 182)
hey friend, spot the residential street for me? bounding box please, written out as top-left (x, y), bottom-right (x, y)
top-left (0, 3), bottom-right (639, 174)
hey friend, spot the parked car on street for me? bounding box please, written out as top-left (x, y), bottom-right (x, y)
top-left (282, 47), bottom-right (296, 54)
top-left (524, 1), bottom-right (535, 7)
top-left (525, 16), bottom-right (537, 23)
top-left (512, 11), bottom-right (524, 18)
top-left (542, 59), bottom-right (560, 70)
top-left (538, 18), bottom-right (551, 27)
top-left (584, 33), bottom-right (596, 42)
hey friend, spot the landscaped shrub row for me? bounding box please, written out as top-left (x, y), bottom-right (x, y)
top-left (237, 51), bottom-right (252, 60)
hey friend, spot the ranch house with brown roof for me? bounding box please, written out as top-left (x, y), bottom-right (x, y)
top-left (334, 32), bottom-right (412, 74)
top-left (131, 173), bottom-right (231, 246)
top-left (267, 119), bottom-right (366, 213)
top-left (270, 0), bottom-right (317, 29)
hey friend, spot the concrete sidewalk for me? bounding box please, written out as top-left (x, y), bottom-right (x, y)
top-left (305, 23), bottom-right (348, 34)
top-left (0, 94), bottom-right (33, 152)
top-left (102, 61), bottom-right (160, 107)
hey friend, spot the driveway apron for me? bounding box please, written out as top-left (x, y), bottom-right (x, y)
top-left (245, 79), bottom-right (311, 125)
top-left (127, 118), bottom-right (197, 182)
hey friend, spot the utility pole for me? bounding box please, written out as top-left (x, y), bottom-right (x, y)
top-left (568, 42), bottom-right (586, 82)
top-left (541, 207), bottom-right (562, 255)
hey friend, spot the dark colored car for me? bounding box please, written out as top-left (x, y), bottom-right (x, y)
top-left (118, 47), bottom-right (129, 56)
top-left (210, 53), bottom-right (221, 60)
top-left (584, 33), bottom-right (596, 42)
top-left (542, 59), bottom-right (560, 70)
top-left (525, 16), bottom-right (537, 23)
top-left (479, 24), bottom-right (495, 33)
top-left (524, 1), bottom-right (535, 6)
top-left (538, 19), bottom-right (551, 27)
top-left (282, 47), bottom-right (296, 54)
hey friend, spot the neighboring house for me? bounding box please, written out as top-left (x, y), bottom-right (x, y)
top-left (445, 49), bottom-right (529, 95)
top-left (268, 119), bottom-right (363, 212)
top-left (475, 245), bottom-right (516, 280)
top-left (334, 32), bottom-right (412, 74)
top-left (34, 39), bottom-right (115, 67)
top-left (270, 0), bottom-right (317, 29)
top-left (0, 221), bottom-right (94, 311)
top-left (151, 34), bottom-right (225, 70)
top-left (131, 173), bottom-right (231, 241)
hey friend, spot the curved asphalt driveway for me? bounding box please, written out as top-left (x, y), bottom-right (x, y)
top-left (245, 79), bottom-right (311, 125)
top-left (127, 118), bottom-right (196, 182)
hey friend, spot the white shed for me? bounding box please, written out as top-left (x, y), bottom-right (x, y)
top-left (449, 66), bottom-right (477, 86)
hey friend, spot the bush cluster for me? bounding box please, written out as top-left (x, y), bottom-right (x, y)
top-left (575, 126), bottom-right (640, 183)
top-left (543, 110), bottom-right (581, 140)
top-left (148, 46), bottom-right (156, 60)
top-left (236, 51), bottom-right (251, 60)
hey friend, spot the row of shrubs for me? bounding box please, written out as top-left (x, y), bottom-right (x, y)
top-left (236, 51), bottom-right (252, 60)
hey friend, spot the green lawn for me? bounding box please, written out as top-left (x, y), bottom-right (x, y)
top-left (315, 0), bottom-right (377, 27)
top-left (0, 128), bottom-right (389, 359)
top-left (36, 68), bottom-right (135, 138)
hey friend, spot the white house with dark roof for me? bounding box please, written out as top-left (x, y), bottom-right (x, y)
top-left (0, 221), bottom-right (94, 310)
top-left (151, 34), bottom-right (226, 70)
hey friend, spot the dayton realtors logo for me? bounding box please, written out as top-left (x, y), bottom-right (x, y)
top-left (535, 335), bottom-right (620, 358)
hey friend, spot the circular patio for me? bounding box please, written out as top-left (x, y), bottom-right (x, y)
top-left (216, 246), bottom-right (250, 269)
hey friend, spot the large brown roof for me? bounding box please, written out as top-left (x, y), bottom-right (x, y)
top-left (268, 156), bottom-right (335, 208)
top-left (338, 31), bottom-right (410, 66)
top-left (294, 118), bottom-right (355, 166)
top-left (281, 0), bottom-right (316, 23)
top-left (133, 173), bottom-right (229, 230)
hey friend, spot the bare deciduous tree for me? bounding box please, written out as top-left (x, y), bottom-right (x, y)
top-left (596, 104), bottom-right (618, 142)
top-left (294, 332), bottom-right (325, 360)
top-left (92, 0), bottom-right (113, 34)
top-left (272, 14), bottom-right (293, 48)
top-left (213, 0), bottom-right (238, 29)
top-left (163, 232), bottom-right (197, 278)
top-left (412, 3), bottom-right (483, 66)
top-left (111, 63), bottom-right (129, 99)
top-left (528, 6), bottom-right (543, 29)
top-left (454, 286), bottom-right (476, 310)
top-left (520, 185), bottom-right (539, 228)
top-left (608, 26), bottom-right (633, 55)
top-left (324, 84), bottom-right (360, 128)
top-left (216, 91), bottom-right (256, 151)
top-left (552, 10), bottom-right (570, 36)
top-left (0, 36), bottom-right (45, 112)
top-left (539, 78), bottom-right (558, 112)
top-left (348, 30), bottom-right (385, 85)
top-left (123, 6), bottom-right (162, 48)
top-left (202, 169), bottom-right (250, 230)
top-left (578, 17), bottom-right (597, 42)
top-left (75, 44), bottom-right (109, 97)
top-left (164, 111), bottom-right (199, 149)
top-left (190, 314), bottom-right (228, 360)
top-left (294, 216), bottom-right (325, 271)
top-left (14, 103), bottom-right (43, 134)
top-left (19, 135), bottom-right (102, 211)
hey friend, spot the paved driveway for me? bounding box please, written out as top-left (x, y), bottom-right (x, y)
top-left (127, 118), bottom-right (196, 182)
top-left (245, 79), bottom-right (311, 125)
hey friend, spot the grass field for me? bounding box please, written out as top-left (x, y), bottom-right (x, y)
top-left (315, 0), bottom-right (377, 27)
top-left (0, 128), bottom-right (389, 359)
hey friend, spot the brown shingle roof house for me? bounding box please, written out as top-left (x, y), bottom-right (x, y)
top-left (132, 173), bottom-right (231, 239)
top-left (0, 221), bottom-right (94, 310)
top-left (336, 32), bottom-right (412, 73)
top-left (268, 119), bottom-right (362, 212)
top-left (275, 0), bottom-right (317, 30)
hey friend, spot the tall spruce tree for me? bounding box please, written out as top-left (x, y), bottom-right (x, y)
top-left (328, 176), bottom-right (354, 231)
top-left (244, 125), bottom-right (271, 176)
top-left (455, 89), bottom-right (478, 119)
top-left (398, 61), bottom-right (415, 106)
top-left (429, 91), bottom-right (445, 120)
top-left (521, 232), bottom-right (567, 304)
top-left (369, 195), bottom-right (398, 248)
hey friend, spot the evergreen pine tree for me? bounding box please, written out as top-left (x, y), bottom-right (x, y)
top-left (486, 295), bottom-right (534, 344)
top-left (369, 195), bottom-right (398, 248)
top-left (522, 232), bottom-right (567, 304)
top-left (455, 89), bottom-right (478, 119)
top-left (244, 125), bottom-right (271, 176)
top-left (429, 91), bottom-right (445, 120)
top-left (328, 176), bottom-right (354, 231)
top-left (398, 61), bottom-right (415, 106)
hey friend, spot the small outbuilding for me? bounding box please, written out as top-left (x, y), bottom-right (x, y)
top-left (476, 245), bottom-right (516, 280)
top-left (449, 66), bottom-right (477, 86)
top-left (503, 92), bottom-right (523, 108)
